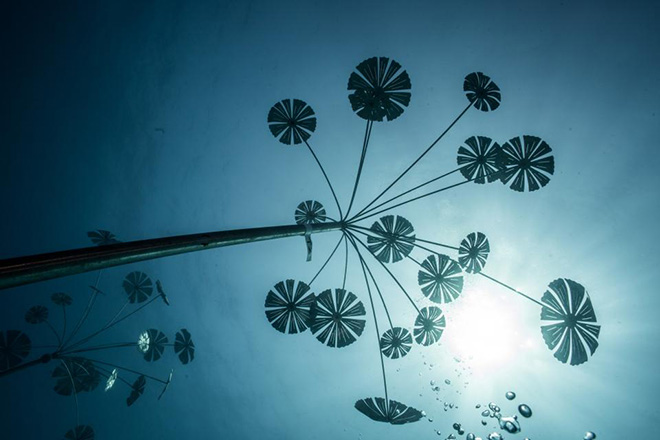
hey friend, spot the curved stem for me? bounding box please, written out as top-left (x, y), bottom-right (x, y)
top-left (346, 229), bottom-right (420, 314)
top-left (86, 357), bottom-right (168, 384)
top-left (59, 305), bottom-right (67, 351)
top-left (348, 225), bottom-right (458, 252)
top-left (59, 359), bottom-right (80, 428)
top-left (63, 271), bottom-right (102, 347)
top-left (341, 233), bottom-right (349, 291)
top-left (345, 120), bottom-right (373, 220)
top-left (0, 356), bottom-right (49, 378)
top-left (345, 233), bottom-right (389, 409)
top-left (352, 101), bottom-right (474, 220)
top-left (350, 234), bottom-right (394, 330)
top-left (307, 234), bottom-right (345, 286)
top-left (303, 139), bottom-right (343, 220)
top-left (60, 342), bottom-right (137, 356)
top-left (349, 168), bottom-right (461, 223)
top-left (479, 272), bottom-right (545, 308)
top-left (44, 320), bottom-right (62, 347)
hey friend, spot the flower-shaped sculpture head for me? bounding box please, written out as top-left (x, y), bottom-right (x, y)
top-left (367, 215), bottom-right (415, 263)
top-left (265, 280), bottom-right (316, 334)
top-left (123, 271), bottom-right (154, 303)
top-left (540, 278), bottom-right (600, 366)
top-left (24, 305), bottom-right (49, 324)
top-left (379, 327), bottom-right (413, 359)
top-left (348, 57), bottom-right (411, 122)
top-left (87, 230), bottom-right (120, 246)
top-left (174, 329), bottom-right (196, 364)
top-left (51, 292), bottom-right (73, 307)
top-left (458, 232), bottom-right (490, 274)
top-left (354, 397), bottom-right (423, 425)
top-left (139, 329), bottom-right (168, 362)
top-left (127, 375), bottom-right (146, 406)
top-left (52, 358), bottom-right (101, 395)
top-left (267, 99), bottom-right (317, 145)
top-left (294, 200), bottom-right (327, 225)
top-left (413, 306), bottom-right (446, 346)
top-left (500, 135), bottom-right (555, 192)
top-left (310, 288), bottom-right (366, 348)
top-left (0, 330), bottom-right (31, 371)
top-left (417, 254), bottom-right (464, 304)
top-left (457, 136), bottom-right (505, 184)
top-left (105, 369), bottom-right (118, 392)
top-left (463, 72), bottom-right (501, 112)
top-left (64, 425), bottom-right (95, 440)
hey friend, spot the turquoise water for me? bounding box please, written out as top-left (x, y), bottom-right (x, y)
top-left (2, 1), bottom-right (659, 439)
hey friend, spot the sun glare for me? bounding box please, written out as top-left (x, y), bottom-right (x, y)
top-left (444, 291), bottom-right (524, 370)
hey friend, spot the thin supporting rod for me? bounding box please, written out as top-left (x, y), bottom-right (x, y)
top-left (349, 225), bottom-right (458, 252)
top-left (345, 233), bottom-right (389, 407)
top-left (0, 356), bottom-right (48, 378)
top-left (345, 120), bottom-right (373, 219)
top-left (346, 229), bottom-right (420, 314)
top-left (303, 139), bottom-right (344, 220)
top-left (0, 222), bottom-right (343, 290)
top-left (352, 176), bottom-right (475, 223)
top-left (351, 236), bottom-right (394, 330)
top-left (349, 168), bottom-right (461, 223)
top-left (341, 233), bottom-right (349, 290)
top-left (85, 357), bottom-right (168, 384)
top-left (353, 101), bottom-right (474, 219)
top-left (60, 359), bottom-right (80, 427)
top-left (63, 272), bottom-right (102, 347)
top-left (308, 234), bottom-right (345, 286)
top-left (479, 272), bottom-right (545, 308)
top-left (60, 342), bottom-right (137, 356)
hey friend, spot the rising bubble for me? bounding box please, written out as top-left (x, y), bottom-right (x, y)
top-left (518, 404), bottom-right (532, 418)
top-left (505, 391), bottom-right (516, 400)
top-left (499, 416), bottom-right (520, 434)
top-left (584, 432), bottom-right (596, 440)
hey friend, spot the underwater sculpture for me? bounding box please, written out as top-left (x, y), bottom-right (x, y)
top-left (0, 232), bottom-right (195, 438)
top-left (0, 56), bottom-right (600, 432)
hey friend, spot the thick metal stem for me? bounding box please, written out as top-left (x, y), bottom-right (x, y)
top-left (0, 222), bottom-right (344, 290)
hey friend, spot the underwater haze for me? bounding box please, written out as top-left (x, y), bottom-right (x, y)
top-left (2, 1), bottom-right (660, 439)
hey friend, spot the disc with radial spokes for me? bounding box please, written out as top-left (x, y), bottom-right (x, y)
top-left (294, 200), bottom-right (327, 225)
top-left (87, 230), bottom-right (120, 246)
top-left (540, 278), bottom-right (600, 366)
top-left (0, 330), bottom-right (31, 371)
top-left (413, 306), bottom-right (446, 346)
top-left (500, 135), bottom-right (555, 192)
top-left (267, 99), bottom-right (317, 145)
top-left (24, 305), bottom-right (49, 324)
top-left (51, 292), bottom-right (73, 306)
top-left (379, 327), bottom-right (413, 359)
top-left (367, 215), bottom-right (415, 264)
top-left (354, 397), bottom-right (423, 425)
top-left (463, 72), bottom-right (501, 112)
top-left (64, 425), bottom-right (95, 440)
top-left (139, 329), bottom-right (168, 362)
top-left (348, 56), bottom-right (411, 122)
top-left (123, 271), bottom-right (154, 303)
top-left (126, 375), bottom-right (146, 406)
top-left (105, 369), bottom-right (118, 392)
top-left (52, 358), bottom-right (101, 395)
top-left (458, 232), bottom-right (490, 274)
top-left (310, 288), bottom-right (366, 348)
top-left (264, 280), bottom-right (316, 334)
top-left (174, 329), bottom-right (195, 364)
top-left (457, 135), bottom-right (504, 183)
top-left (417, 254), bottom-right (464, 304)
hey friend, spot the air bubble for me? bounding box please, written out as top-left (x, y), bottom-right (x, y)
top-left (518, 404), bottom-right (532, 418)
top-left (584, 432), bottom-right (596, 440)
top-left (505, 391), bottom-right (516, 400)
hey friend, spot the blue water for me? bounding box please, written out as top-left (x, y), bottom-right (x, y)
top-left (2, 1), bottom-right (659, 439)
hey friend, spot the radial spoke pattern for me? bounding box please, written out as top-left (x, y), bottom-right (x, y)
top-left (64, 425), bottom-right (95, 440)
top-left (500, 135), bottom-right (555, 192)
top-left (367, 215), bottom-right (415, 263)
top-left (52, 358), bottom-right (101, 395)
top-left (174, 329), bottom-right (195, 364)
top-left (379, 327), bottom-right (412, 359)
top-left (294, 200), bottom-right (327, 225)
top-left (123, 271), bottom-right (153, 303)
top-left (264, 280), bottom-right (315, 334)
top-left (126, 375), bottom-right (146, 406)
top-left (310, 288), bottom-right (366, 348)
top-left (348, 57), bottom-right (411, 122)
top-left (540, 278), bottom-right (600, 366)
top-left (413, 306), bottom-right (446, 346)
top-left (87, 230), bottom-right (120, 246)
top-left (0, 330), bottom-right (31, 371)
top-left (458, 232), bottom-right (490, 274)
top-left (139, 329), bottom-right (168, 362)
top-left (417, 254), bottom-right (464, 304)
top-left (457, 135), bottom-right (504, 183)
top-left (463, 72), bottom-right (501, 111)
top-left (268, 99), bottom-right (317, 145)
top-left (354, 397), bottom-right (423, 425)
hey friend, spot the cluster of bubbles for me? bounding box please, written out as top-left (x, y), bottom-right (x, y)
top-left (423, 390), bottom-right (596, 440)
